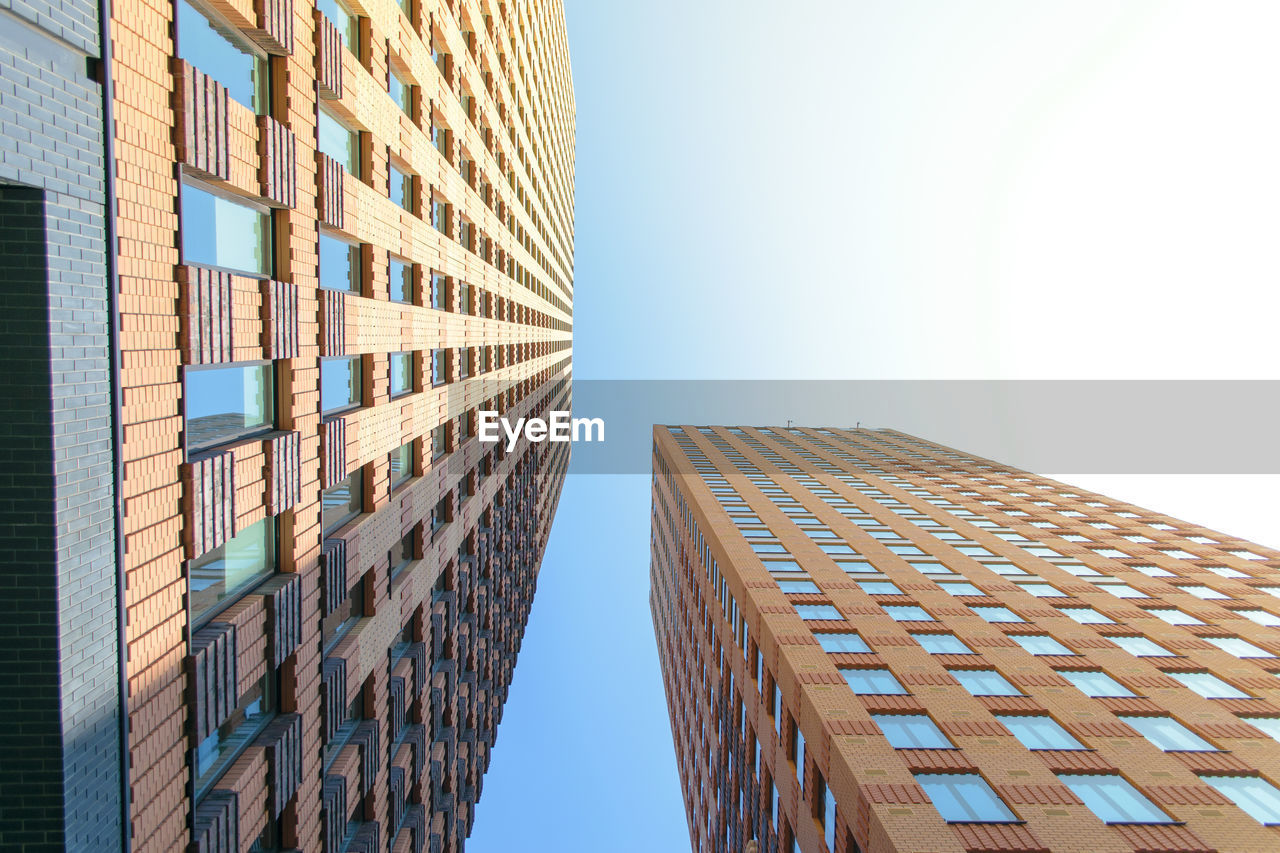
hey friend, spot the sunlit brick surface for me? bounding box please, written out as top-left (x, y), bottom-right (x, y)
top-left (651, 427), bottom-right (1280, 853)
top-left (109, 0), bottom-right (573, 848)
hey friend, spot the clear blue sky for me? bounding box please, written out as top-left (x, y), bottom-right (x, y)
top-left (467, 2), bottom-right (1280, 850)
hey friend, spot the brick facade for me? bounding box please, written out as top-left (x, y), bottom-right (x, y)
top-left (651, 427), bottom-right (1280, 853)
top-left (0, 0), bottom-right (573, 849)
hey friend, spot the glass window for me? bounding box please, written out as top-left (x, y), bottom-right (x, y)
top-left (972, 606), bottom-right (1025, 623)
top-left (915, 774), bottom-right (1016, 823)
top-left (194, 672), bottom-right (274, 796)
top-left (321, 356), bottom-right (361, 413)
top-left (1110, 636), bottom-right (1172, 657)
top-left (816, 633), bottom-right (870, 654)
top-left (1057, 774), bottom-right (1171, 824)
top-left (1018, 583), bottom-right (1063, 597)
top-left (1170, 672), bottom-right (1250, 699)
top-left (430, 272), bottom-right (450, 308)
top-left (431, 424), bottom-right (447, 459)
top-left (390, 164), bottom-right (414, 212)
top-left (389, 257), bottom-right (413, 303)
top-left (1120, 716), bottom-right (1214, 751)
top-left (185, 363), bottom-right (273, 452)
top-left (1200, 776), bottom-right (1280, 826)
top-left (323, 468), bottom-right (362, 535)
top-left (431, 197), bottom-right (448, 232)
top-left (181, 181), bottom-right (271, 276)
top-left (953, 670), bottom-right (1021, 697)
top-left (859, 580), bottom-right (902, 595)
top-left (795, 604), bottom-right (842, 621)
top-left (1146, 608), bottom-right (1204, 626)
top-left (1243, 717), bottom-right (1280, 741)
top-left (389, 441), bottom-right (412, 491)
top-left (189, 517), bottom-right (275, 622)
top-left (1063, 607), bottom-right (1115, 625)
top-left (322, 574), bottom-right (364, 650)
top-left (431, 349), bottom-right (449, 386)
top-left (1205, 636), bottom-right (1275, 658)
top-left (388, 67), bottom-right (412, 114)
top-left (939, 582), bottom-right (983, 596)
top-left (177, 0), bottom-right (267, 113)
top-left (1061, 670), bottom-right (1134, 698)
top-left (1097, 582), bottom-right (1146, 599)
top-left (389, 530), bottom-right (414, 579)
top-left (985, 562), bottom-right (1027, 576)
top-left (778, 579), bottom-right (820, 594)
top-left (318, 108), bottom-right (360, 176)
top-left (874, 714), bottom-right (952, 749)
top-left (1239, 609), bottom-right (1280, 627)
top-left (389, 352), bottom-right (413, 397)
top-left (842, 669), bottom-right (907, 695)
top-left (913, 633), bottom-right (972, 654)
top-left (1011, 634), bottom-right (1072, 656)
top-left (1180, 585), bottom-right (1230, 600)
top-left (884, 605), bottom-right (933, 622)
top-left (316, 0), bottom-right (358, 53)
top-left (318, 231), bottom-right (361, 292)
top-left (998, 715), bottom-right (1083, 750)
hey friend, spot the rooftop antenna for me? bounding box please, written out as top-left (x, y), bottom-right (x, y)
top-left (786, 419), bottom-right (793, 428)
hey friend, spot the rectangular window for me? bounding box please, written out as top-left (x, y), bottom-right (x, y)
top-left (1205, 636), bottom-right (1275, 658)
top-left (915, 774), bottom-right (1016, 823)
top-left (431, 197), bottom-right (448, 232)
top-left (431, 495), bottom-right (450, 532)
top-left (1120, 716), bottom-right (1214, 751)
top-left (458, 348), bottom-right (473, 379)
top-left (859, 580), bottom-right (902, 595)
top-left (458, 284), bottom-right (473, 314)
top-left (1110, 635), bottom-right (1172, 657)
top-left (177, 0), bottom-right (267, 113)
top-left (185, 363), bottom-right (273, 452)
top-left (913, 633), bottom-right (972, 655)
top-left (318, 108), bottom-right (360, 177)
top-left (841, 669), bottom-right (907, 695)
top-left (778, 579), bottom-right (820, 594)
top-left (1169, 672), bottom-right (1250, 699)
top-left (431, 273), bottom-right (449, 309)
top-left (972, 606), bottom-right (1025, 623)
top-left (316, 0), bottom-right (358, 53)
top-left (1057, 774), bottom-right (1170, 824)
top-left (321, 356), bottom-right (362, 414)
top-left (389, 530), bottom-right (415, 579)
top-left (322, 468), bottom-right (363, 535)
top-left (939, 581), bottom-right (984, 596)
top-left (321, 574), bottom-right (365, 650)
top-left (194, 672), bottom-right (274, 796)
top-left (1061, 670), bottom-right (1134, 698)
top-left (1200, 775), bottom-right (1280, 825)
top-left (1011, 634), bottom-right (1072, 656)
top-left (388, 257), bottom-right (413, 303)
top-left (816, 633), bottom-right (870, 654)
top-left (319, 231), bottom-right (361, 292)
top-left (953, 670), bottom-right (1021, 697)
top-left (388, 67), bottom-right (412, 115)
top-left (796, 604), bottom-right (842, 621)
top-left (884, 605), bottom-right (933, 622)
top-left (431, 349), bottom-right (449, 386)
top-left (873, 714), bottom-right (952, 749)
top-left (431, 424), bottom-right (448, 459)
top-left (389, 352), bottom-right (413, 397)
top-left (997, 715), bottom-right (1083, 750)
top-left (389, 441), bottom-right (412, 492)
top-left (389, 164), bottom-right (414, 212)
top-left (181, 181), bottom-right (271, 276)
top-left (189, 517), bottom-right (276, 623)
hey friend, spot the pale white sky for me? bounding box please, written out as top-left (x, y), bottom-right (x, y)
top-left (573, 0), bottom-right (1280, 546)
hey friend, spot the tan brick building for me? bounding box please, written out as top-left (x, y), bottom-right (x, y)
top-left (651, 427), bottom-right (1280, 853)
top-left (96, 0), bottom-right (573, 850)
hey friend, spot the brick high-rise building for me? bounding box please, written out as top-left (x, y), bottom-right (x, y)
top-left (651, 426), bottom-right (1280, 853)
top-left (0, 0), bottom-right (574, 850)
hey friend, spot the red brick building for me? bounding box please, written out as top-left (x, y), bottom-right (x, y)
top-left (96, 0), bottom-right (572, 850)
top-left (651, 426), bottom-right (1280, 853)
